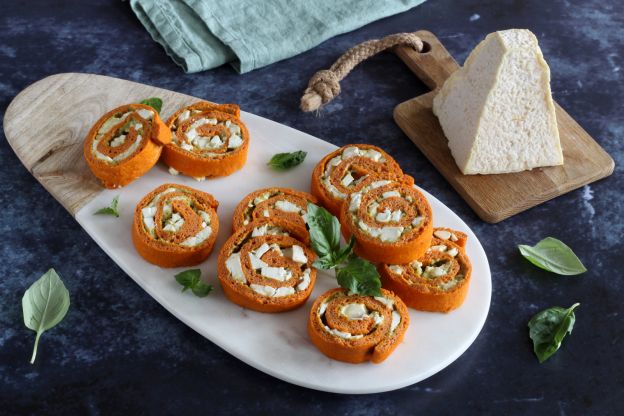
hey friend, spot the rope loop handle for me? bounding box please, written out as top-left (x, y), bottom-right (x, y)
top-left (300, 32), bottom-right (424, 112)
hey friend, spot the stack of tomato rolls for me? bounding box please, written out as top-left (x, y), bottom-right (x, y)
top-left (307, 288), bottom-right (410, 363)
top-left (231, 187), bottom-right (317, 231)
top-left (311, 144), bottom-right (412, 215)
top-left (379, 228), bottom-right (472, 313)
top-left (132, 183), bottom-right (219, 267)
top-left (84, 103), bottom-right (172, 188)
top-left (163, 101), bottom-right (249, 179)
top-left (218, 218), bottom-right (317, 313)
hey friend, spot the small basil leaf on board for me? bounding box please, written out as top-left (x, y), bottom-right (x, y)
top-left (528, 303), bottom-right (579, 363)
top-left (518, 237), bottom-right (586, 275)
top-left (94, 195), bottom-right (120, 217)
top-left (139, 97), bottom-right (163, 114)
top-left (174, 269), bottom-right (213, 298)
top-left (305, 203), bottom-right (342, 267)
top-left (22, 269), bottom-right (70, 364)
top-left (268, 151), bottom-right (307, 171)
top-left (336, 257), bottom-right (382, 297)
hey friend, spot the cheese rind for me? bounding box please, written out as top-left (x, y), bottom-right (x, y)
top-left (433, 29), bottom-right (563, 175)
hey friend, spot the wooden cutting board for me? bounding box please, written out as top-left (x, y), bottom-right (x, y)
top-left (393, 31), bottom-right (614, 223)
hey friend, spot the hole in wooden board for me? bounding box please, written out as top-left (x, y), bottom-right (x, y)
top-left (419, 41), bottom-right (431, 54)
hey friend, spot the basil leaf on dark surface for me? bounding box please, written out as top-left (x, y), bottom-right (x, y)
top-left (139, 97), bottom-right (163, 114)
top-left (94, 195), bottom-right (120, 217)
top-left (22, 269), bottom-right (70, 364)
top-left (519, 237), bottom-right (586, 275)
top-left (528, 303), bottom-right (579, 363)
top-left (268, 151), bottom-right (307, 171)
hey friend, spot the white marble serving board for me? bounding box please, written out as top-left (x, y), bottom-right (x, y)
top-left (75, 111), bottom-right (491, 394)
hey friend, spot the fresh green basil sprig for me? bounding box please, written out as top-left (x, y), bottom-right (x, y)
top-left (518, 237), bottom-right (586, 275)
top-left (175, 269), bottom-right (213, 297)
top-left (305, 203), bottom-right (381, 297)
top-left (268, 151), bottom-right (307, 171)
top-left (139, 97), bottom-right (163, 114)
top-left (94, 195), bottom-right (120, 218)
top-left (528, 303), bottom-right (579, 363)
top-left (22, 269), bottom-right (70, 364)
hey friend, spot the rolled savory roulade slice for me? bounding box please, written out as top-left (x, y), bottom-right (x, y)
top-left (231, 187), bottom-right (318, 232)
top-left (218, 218), bottom-right (315, 313)
top-left (433, 227), bottom-right (467, 251)
top-left (311, 144), bottom-right (412, 215)
top-left (163, 102), bottom-right (249, 179)
top-left (132, 183), bottom-right (219, 268)
top-left (340, 180), bottom-right (433, 264)
top-left (84, 104), bottom-right (172, 188)
top-left (379, 232), bottom-right (472, 313)
top-left (308, 288), bottom-right (409, 364)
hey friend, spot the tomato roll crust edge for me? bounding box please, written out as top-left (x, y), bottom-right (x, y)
top-left (132, 183), bottom-right (220, 268)
top-left (84, 103), bottom-right (172, 188)
top-left (340, 180), bottom-right (434, 265)
top-left (310, 144), bottom-right (412, 216)
top-left (218, 218), bottom-right (315, 313)
top-left (308, 288), bottom-right (410, 364)
top-left (163, 102), bottom-right (249, 178)
top-left (379, 230), bottom-right (472, 313)
top-left (231, 187), bottom-right (318, 232)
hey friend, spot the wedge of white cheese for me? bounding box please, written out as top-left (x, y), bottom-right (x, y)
top-left (432, 29), bottom-right (563, 175)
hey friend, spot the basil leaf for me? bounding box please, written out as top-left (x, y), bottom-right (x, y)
top-left (336, 257), bottom-right (382, 297)
top-left (191, 282), bottom-right (213, 298)
top-left (528, 303), bottom-right (579, 363)
top-left (22, 269), bottom-right (70, 364)
top-left (305, 203), bottom-right (341, 267)
top-left (519, 237), bottom-right (586, 275)
top-left (94, 195), bottom-right (120, 217)
top-left (139, 97), bottom-right (163, 114)
top-left (175, 269), bottom-right (212, 297)
top-left (175, 269), bottom-right (201, 292)
top-left (333, 236), bottom-right (355, 265)
top-left (268, 151), bottom-right (307, 171)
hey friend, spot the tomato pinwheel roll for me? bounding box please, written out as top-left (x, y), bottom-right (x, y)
top-left (231, 187), bottom-right (318, 232)
top-left (311, 144), bottom-right (412, 215)
top-left (84, 104), bottom-right (172, 188)
top-left (132, 183), bottom-right (219, 268)
top-left (308, 288), bottom-right (409, 364)
top-left (340, 180), bottom-right (433, 265)
top-left (433, 227), bottom-right (467, 251)
top-left (379, 234), bottom-right (472, 313)
top-left (163, 102), bottom-right (249, 179)
top-left (218, 218), bottom-right (315, 313)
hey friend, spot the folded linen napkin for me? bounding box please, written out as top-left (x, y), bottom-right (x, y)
top-left (130, 0), bottom-right (426, 73)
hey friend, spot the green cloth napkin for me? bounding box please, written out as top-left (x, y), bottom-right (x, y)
top-left (130, 0), bottom-right (426, 73)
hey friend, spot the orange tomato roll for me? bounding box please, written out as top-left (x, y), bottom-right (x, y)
top-left (83, 103), bottom-right (172, 188)
top-left (433, 227), bottom-right (467, 251)
top-left (218, 218), bottom-right (316, 313)
top-left (231, 187), bottom-right (318, 232)
top-left (311, 144), bottom-right (412, 215)
top-left (132, 183), bottom-right (219, 268)
top-left (379, 233), bottom-right (472, 313)
top-left (163, 102), bottom-right (249, 179)
top-left (307, 288), bottom-right (410, 364)
top-left (340, 180), bottom-right (433, 265)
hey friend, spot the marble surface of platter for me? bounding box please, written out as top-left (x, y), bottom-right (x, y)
top-left (75, 109), bottom-right (492, 394)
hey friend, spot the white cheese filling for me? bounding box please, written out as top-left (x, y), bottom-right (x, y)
top-left (274, 200), bottom-right (301, 213)
top-left (178, 116), bottom-right (244, 153)
top-left (92, 109), bottom-right (154, 163)
top-left (320, 147), bottom-right (387, 199)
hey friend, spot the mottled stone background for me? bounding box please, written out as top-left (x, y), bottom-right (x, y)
top-left (0, 0), bottom-right (622, 414)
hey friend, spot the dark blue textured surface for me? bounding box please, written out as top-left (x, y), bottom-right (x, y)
top-left (1, 0), bottom-right (622, 414)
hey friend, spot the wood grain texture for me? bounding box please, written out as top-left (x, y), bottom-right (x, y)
top-left (393, 31), bottom-right (614, 223)
top-left (3, 73), bottom-right (205, 216)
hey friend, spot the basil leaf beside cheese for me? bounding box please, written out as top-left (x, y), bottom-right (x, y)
top-left (528, 303), bottom-right (579, 363)
top-left (22, 269), bottom-right (70, 364)
top-left (518, 237), bottom-right (586, 275)
top-left (305, 203), bottom-right (342, 267)
top-left (94, 195), bottom-right (120, 218)
top-left (139, 97), bottom-right (163, 114)
top-left (336, 257), bottom-right (382, 297)
top-left (268, 151), bottom-right (307, 171)
top-left (174, 269), bottom-right (213, 298)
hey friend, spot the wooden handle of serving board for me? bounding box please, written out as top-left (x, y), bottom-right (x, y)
top-left (394, 31), bottom-right (460, 91)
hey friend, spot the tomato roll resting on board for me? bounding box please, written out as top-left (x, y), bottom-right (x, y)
top-left (379, 229), bottom-right (472, 313)
top-left (231, 187), bottom-right (318, 232)
top-left (218, 218), bottom-right (316, 313)
top-left (132, 184), bottom-right (219, 268)
top-left (308, 288), bottom-right (410, 364)
top-left (340, 179), bottom-right (434, 265)
top-left (163, 102), bottom-right (249, 179)
top-left (84, 103), bottom-right (172, 188)
top-left (311, 144), bottom-right (412, 216)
